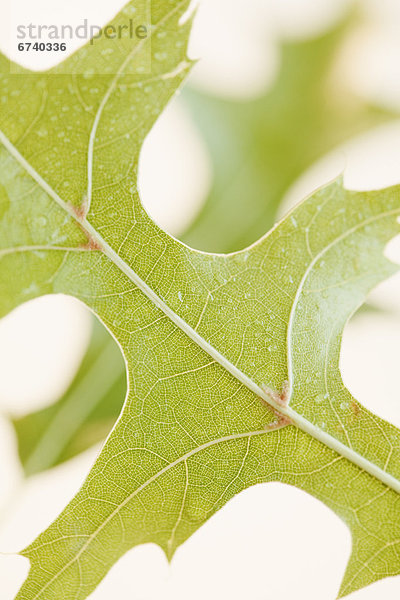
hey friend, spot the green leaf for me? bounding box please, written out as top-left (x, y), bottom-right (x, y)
top-left (182, 11), bottom-right (398, 253)
top-left (12, 318), bottom-right (126, 476)
top-left (1, 2), bottom-right (400, 598)
top-left (12, 7), bottom-right (398, 475)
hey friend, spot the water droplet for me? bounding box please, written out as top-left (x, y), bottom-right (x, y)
top-left (35, 216), bottom-right (47, 227)
top-left (154, 51), bottom-right (167, 61)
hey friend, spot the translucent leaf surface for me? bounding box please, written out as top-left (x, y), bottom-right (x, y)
top-left (182, 10), bottom-right (399, 253)
top-left (12, 8), bottom-right (399, 475)
top-left (1, 2), bottom-right (400, 598)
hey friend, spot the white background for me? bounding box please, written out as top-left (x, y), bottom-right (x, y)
top-left (1, 1), bottom-right (400, 599)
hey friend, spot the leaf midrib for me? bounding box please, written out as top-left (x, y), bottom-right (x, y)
top-left (1, 127), bottom-right (400, 500)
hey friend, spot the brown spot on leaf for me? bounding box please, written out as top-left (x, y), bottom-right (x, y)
top-left (80, 237), bottom-right (102, 251)
top-left (279, 380), bottom-right (290, 406)
top-left (261, 381), bottom-right (290, 408)
top-left (71, 204), bottom-right (86, 221)
top-left (351, 400), bottom-right (360, 417)
top-left (264, 413), bottom-right (292, 432)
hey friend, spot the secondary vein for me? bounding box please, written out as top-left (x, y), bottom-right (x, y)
top-left (0, 131), bottom-right (400, 502)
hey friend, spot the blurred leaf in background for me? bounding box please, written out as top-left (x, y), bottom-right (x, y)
top-left (11, 8), bottom-right (400, 476)
top-left (182, 12), bottom-right (399, 253)
top-left (12, 319), bottom-right (126, 475)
